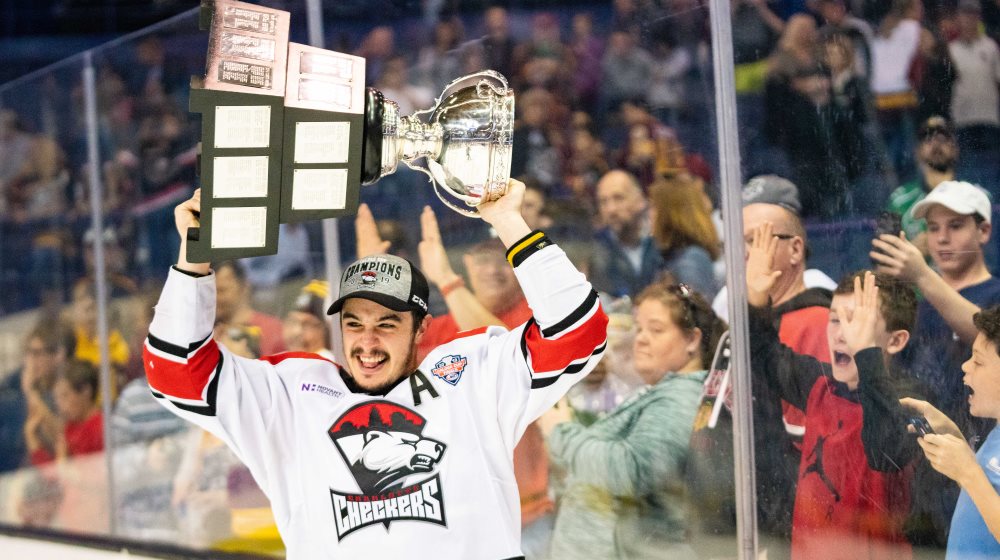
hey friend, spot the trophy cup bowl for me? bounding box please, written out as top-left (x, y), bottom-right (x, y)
top-left (361, 70), bottom-right (515, 218)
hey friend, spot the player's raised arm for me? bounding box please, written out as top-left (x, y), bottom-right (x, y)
top-left (479, 180), bottom-right (608, 423)
top-left (144, 190), bottom-right (283, 448)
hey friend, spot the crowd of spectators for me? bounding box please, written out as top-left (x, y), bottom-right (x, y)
top-left (2, 0), bottom-right (1000, 558)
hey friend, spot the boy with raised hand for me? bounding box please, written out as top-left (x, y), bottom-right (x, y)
top-left (746, 221), bottom-right (925, 560)
top-left (902, 304), bottom-right (1000, 559)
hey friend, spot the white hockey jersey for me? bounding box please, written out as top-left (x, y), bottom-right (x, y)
top-left (144, 239), bottom-right (608, 560)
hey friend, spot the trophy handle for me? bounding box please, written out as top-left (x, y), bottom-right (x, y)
top-left (403, 160), bottom-right (481, 219)
top-left (409, 70), bottom-right (510, 126)
top-left (431, 180), bottom-right (480, 219)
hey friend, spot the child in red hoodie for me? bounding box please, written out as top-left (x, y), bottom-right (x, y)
top-left (746, 222), bottom-right (925, 560)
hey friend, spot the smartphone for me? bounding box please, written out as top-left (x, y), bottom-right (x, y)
top-left (908, 416), bottom-right (934, 437)
top-left (876, 211), bottom-right (902, 238)
top-left (871, 211), bottom-right (902, 265)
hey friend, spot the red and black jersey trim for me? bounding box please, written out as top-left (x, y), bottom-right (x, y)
top-left (150, 353), bottom-right (223, 417)
top-left (518, 292), bottom-right (608, 389)
top-left (505, 230), bottom-right (552, 268)
top-left (542, 289), bottom-right (600, 338)
top-left (526, 341), bottom-right (607, 389)
top-left (144, 331), bottom-right (221, 415)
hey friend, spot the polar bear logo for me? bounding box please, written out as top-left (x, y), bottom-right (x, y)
top-left (329, 401), bottom-right (448, 494)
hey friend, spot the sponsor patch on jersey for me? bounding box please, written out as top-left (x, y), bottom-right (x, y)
top-left (988, 456), bottom-right (1000, 476)
top-left (328, 401), bottom-right (447, 540)
top-left (300, 382), bottom-right (344, 399)
top-left (431, 354), bottom-right (467, 386)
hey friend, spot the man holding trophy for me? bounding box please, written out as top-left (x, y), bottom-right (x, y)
top-left (141, 2), bottom-right (608, 558)
top-left (145, 179), bottom-right (607, 558)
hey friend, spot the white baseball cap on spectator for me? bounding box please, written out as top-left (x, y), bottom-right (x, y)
top-left (912, 181), bottom-right (992, 224)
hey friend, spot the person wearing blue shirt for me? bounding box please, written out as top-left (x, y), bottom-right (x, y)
top-left (588, 170), bottom-right (665, 299)
top-left (873, 180), bottom-right (1000, 547)
top-left (902, 304), bottom-right (1000, 559)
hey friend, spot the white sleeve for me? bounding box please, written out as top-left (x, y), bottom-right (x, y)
top-left (489, 233), bottom-right (608, 446)
top-left (142, 268), bottom-right (296, 504)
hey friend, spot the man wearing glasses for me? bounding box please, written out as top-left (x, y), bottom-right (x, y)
top-left (712, 175), bottom-right (837, 555)
top-left (885, 115), bottom-right (961, 249)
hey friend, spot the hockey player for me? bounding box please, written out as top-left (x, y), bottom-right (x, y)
top-left (143, 180), bottom-right (608, 559)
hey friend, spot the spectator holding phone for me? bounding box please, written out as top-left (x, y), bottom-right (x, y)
top-left (872, 180), bottom-right (1000, 547)
top-left (901, 304), bottom-right (1000, 559)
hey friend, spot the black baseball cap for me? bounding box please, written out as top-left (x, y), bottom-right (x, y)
top-left (918, 115), bottom-right (954, 141)
top-left (327, 254), bottom-right (430, 316)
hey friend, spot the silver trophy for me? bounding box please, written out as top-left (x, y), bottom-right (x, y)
top-left (361, 71), bottom-right (515, 218)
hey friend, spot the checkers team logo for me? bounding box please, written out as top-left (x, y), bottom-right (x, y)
top-left (431, 354), bottom-right (467, 386)
top-left (328, 401), bottom-right (447, 540)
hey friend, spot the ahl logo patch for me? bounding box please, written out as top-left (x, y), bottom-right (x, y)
top-left (431, 355), bottom-right (467, 386)
top-left (328, 401), bottom-right (447, 540)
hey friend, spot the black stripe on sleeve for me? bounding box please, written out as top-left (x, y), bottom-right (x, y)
top-left (528, 342), bottom-right (606, 390)
top-left (188, 333), bottom-right (212, 354)
top-left (541, 289), bottom-right (599, 338)
top-left (147, 332), bottom-right (212, 359)
top-left (148, 333), bottom-right (188, 359)
top-left (172, 265), bottom-right (209, 278)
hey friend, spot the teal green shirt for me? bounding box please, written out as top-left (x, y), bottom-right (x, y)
top-left (548, 370), bottom-right (707, 560)
top-left (886, 178), bottom-right (927, 241)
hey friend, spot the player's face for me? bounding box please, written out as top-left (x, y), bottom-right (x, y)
top-left (925, 206), bottom-right (989, 280)
top-left (962, 334), bottom-right (1000, 419)
top-left (341, 298), bottom-right (428, 393)
top-left (632, 299), bottom-right (699, 384)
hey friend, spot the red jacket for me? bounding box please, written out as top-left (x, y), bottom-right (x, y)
top-left (31, 411), bottom-right (104, 465)
top-left (750, 307), bottom-right (922, 560)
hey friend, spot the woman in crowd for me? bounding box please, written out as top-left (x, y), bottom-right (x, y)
top-left (547, 281), bottom-right (727, 559)
top-left (648, 175), bottom-right (721, 300)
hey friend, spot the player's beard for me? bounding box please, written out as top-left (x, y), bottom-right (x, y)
top-left (347, 333), bottom-right (420, 394)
